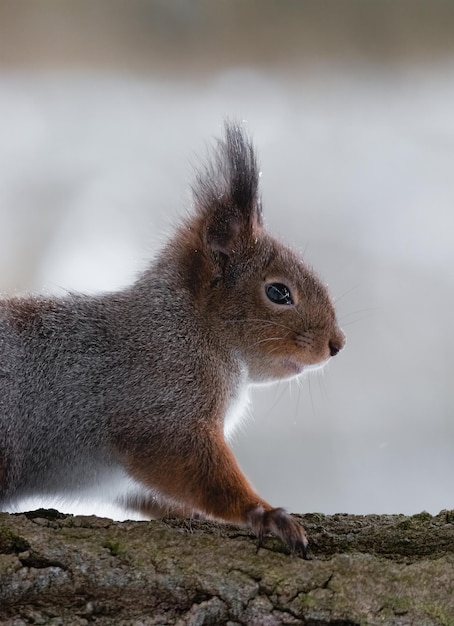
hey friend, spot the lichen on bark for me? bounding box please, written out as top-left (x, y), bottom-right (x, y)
top-left (1, 509), bottom-right (454, 625)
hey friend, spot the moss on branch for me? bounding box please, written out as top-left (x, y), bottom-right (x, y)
top-left (1, 509), bottom-right (454, 625)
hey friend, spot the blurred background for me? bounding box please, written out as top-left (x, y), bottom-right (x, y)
top-left (1, 0), bottom-right (453, 518)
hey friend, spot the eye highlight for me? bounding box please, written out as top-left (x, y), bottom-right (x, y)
top-left (265, 283), bottom-right (294, 305)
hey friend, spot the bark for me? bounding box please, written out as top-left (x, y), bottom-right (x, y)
top-left (1, 509), bottom-right (454, 625)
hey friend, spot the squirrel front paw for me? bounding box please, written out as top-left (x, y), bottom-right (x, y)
top-left (247, 505), bottom-right (309, 558)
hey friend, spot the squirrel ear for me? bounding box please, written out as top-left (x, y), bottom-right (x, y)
top-left (192, 121), bottom-right (263, 257)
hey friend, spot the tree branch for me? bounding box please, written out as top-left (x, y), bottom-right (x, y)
top-left (1, 509), bottom-right (454, 625)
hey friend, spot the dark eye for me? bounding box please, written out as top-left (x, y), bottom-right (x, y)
top-left (265, 283), bottom-right (294, 305)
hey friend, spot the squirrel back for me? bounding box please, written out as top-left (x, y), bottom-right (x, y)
top-left (0, 122), bottom-right (345, 556)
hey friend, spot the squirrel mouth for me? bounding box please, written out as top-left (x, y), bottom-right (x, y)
top-left (280, 356), bottom-right (330, 378)
top-left (281, 358), bottom-right (305, 376)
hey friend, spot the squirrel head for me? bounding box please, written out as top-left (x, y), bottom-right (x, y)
top-left (167, 122), bottom-right (345, 384)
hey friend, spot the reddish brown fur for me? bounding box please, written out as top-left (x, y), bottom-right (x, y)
top-left (123, 425), bottom-right (265, 518)
top-left (122, 422), bottom-right (308, 552)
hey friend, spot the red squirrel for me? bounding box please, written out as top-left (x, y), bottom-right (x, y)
top-left (0, 122), bottom-right (345, 556)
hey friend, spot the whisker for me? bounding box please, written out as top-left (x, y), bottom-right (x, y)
top-left (307, 375), bottom-right (315, 416)
top-left (317, 370), bottom-right (327, 400)
top-left (249, 336), bottom-right (282, 348)
top-left (333, 285), bottom-right (361, 304)
top-left (223, 318), bottom-right (296, 333)
top-left (266, 345), bottom-right (285, 357)
top-left (294, 380), bottom-right (302, 425)
top-left (339, 308), bottom-right (377, 326)
top-left (262, 380), bottom-right (290, 423)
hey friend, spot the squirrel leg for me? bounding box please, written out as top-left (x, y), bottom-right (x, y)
top-left (122, 427), bottom-right (308, 557)
top-left (121, 492), bottom-right (201, 520)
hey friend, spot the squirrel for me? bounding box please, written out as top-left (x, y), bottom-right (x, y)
top-left (0, 122), bottom-right (345, 557)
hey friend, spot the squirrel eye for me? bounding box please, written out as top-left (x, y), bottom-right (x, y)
top-left (265, 283), bottom-right (294, 305)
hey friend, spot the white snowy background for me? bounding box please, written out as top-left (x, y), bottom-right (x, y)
top-left (1, 1), bottom-right (453, 518)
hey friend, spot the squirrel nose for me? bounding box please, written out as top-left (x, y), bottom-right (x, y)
top-left (328, 332), bottom-right (346, 357)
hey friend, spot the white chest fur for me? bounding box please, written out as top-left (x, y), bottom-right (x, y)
top-left (223, 383), bottom-right (251, 441)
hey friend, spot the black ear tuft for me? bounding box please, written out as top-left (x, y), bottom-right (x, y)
top-left (192, 121), bottom-right (263, 256)
top-left (223, 121), bottom-right (260, 215)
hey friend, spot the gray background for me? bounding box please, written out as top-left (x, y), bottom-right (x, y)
top-left (1, 1), bottom-right (453, 518)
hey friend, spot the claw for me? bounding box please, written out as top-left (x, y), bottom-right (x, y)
top-left (247, 505), bottom-right (309, 558)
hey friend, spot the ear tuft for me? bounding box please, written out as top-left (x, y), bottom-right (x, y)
top-left (192, 121), bottom-right (262, 256)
